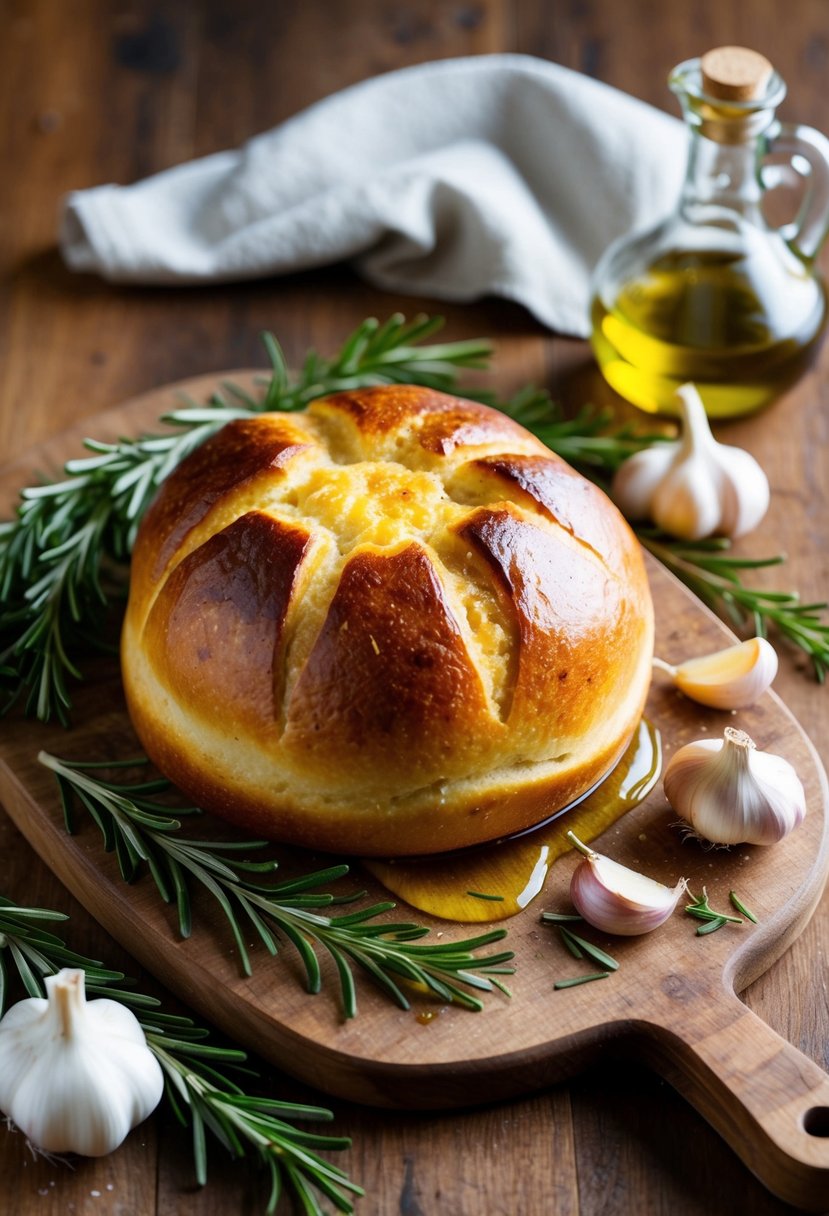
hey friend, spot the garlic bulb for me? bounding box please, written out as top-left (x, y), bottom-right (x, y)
top-left (567, 832), bottom-right (686, 936)
top-left (653, 636), bottom-right (778, 710)
top-left (611, 383), bottom-right (770, 540)
top-left (0, 968), bottom-right (163, 1156)
top-left (664, 726), bottom-right (805, 846)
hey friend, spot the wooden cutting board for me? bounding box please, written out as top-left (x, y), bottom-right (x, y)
top-left (1, 374), bottom-right (829, 1211)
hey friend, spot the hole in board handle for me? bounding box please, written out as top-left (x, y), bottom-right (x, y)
top-left (802, 1107), bottom-right (829, 1138)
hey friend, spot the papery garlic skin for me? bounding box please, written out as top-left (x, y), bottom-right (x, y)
top-left (611, 383), bottom-right (770, 540)
top-left (568, 834), bottom-right (685, 936)
top-left (655, 636), bottom-right (778, 710)
top-left (0, 968), bottom-right (163, 1156)
top-left (611, 443), bottom-right (676, 521)
top-left (664, 727), bottom-right (805, 846)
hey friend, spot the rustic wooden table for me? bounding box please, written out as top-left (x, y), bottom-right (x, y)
top-left (2, 2), bottom-right (828, 1214)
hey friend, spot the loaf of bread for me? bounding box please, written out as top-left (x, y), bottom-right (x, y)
top-left (121, 385), bottom-right (653, 856)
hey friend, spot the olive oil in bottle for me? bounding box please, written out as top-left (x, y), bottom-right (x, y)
top-left (591, 246), bottom-right (826, 418)
top-left (589, 46), bottom-right (829, 419)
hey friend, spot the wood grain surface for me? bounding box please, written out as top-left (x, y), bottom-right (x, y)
top-left (2, 2), bottom-right (829, 1215)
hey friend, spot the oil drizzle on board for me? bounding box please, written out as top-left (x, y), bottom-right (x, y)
top-left (363, 719), bottom-right (662, 922)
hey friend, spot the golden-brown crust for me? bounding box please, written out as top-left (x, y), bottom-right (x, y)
top-left (122, 385), bottom-right (653, 856)
top-left (312, 384), bottom-right (534, 447)
top-left (283, 543), bottom-right (492, 788)
top-left (458, 505), bottom-right (647, 747)
top-left (116, 705), bottom-right (631, 856)
top-left (130, 414), bottom-right (313, 599)
top-left (467, 454), bottom-right (638, 580)
top-left (143, 512), bottom-right (314, 737)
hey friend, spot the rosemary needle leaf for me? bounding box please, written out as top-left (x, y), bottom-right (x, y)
top-left (39, 751), bottom-right (514, 1019)
top-left (0, 905), bottom-right (70, 921)
top-left (554, 972), bottom-right (611, 990)
top-left (697, 917), bottom-right (728, 936)
top-left (559, 928), bottom-right (585, 960)
top-left (729, 891), bottom-right (759, 923)
top-left (8, 941), bottom-right (43, 997)
top-left (540, 911), bottom-right (584, 923)
top-left (559, 928), bottom-right (620, 972)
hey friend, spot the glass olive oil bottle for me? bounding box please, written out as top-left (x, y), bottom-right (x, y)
top-left (590, 47), bottom-right (829, 419)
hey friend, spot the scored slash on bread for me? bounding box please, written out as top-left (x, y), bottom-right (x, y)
top-left (121, 386), bottom-right (653, 856)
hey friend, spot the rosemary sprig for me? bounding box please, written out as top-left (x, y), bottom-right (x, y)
top-left (0, 894), bottom-right (361, 1215)
top-left (496, 386), bottom-right (671, 474)
top-left (256, 313), bottom-right (491, 407)
top-left (685, 887), bottom-right (744, 936)
top-left (39, 752), bottom-right (514, 1019)
top-left (0, 405), bottom-right (248, 724)
top-left (148, 1043), bottom-right (361, 1215)
top-left (639, 531), bottom-right (829, 681)
top-left (0, 315), bottom-right (491, 724)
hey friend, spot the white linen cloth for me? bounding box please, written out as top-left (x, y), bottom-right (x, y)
top-left (60, 53), bottom-right (687, 337)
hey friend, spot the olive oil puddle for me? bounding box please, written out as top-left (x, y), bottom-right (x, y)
top-left (362, 720), bottom-right (661, 923)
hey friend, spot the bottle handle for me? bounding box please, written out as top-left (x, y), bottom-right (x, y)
top-left (763, 121), bottom-right (829, 263)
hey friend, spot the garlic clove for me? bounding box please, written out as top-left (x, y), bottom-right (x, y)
top-left (650, 448), bottom-right (723, 540)
top-left (663, 726), bottom-right (806, 846)
top-left (610, 383), bottom-right (770, 541)
top-left (715, 446), bottom-right (771, 538)
top-left (567, 832), bottom-right (686, 936)
top-left (0, 968), bottom-right (164, 1157)
top-left (655, 636), bottom-right (778, 710)
top-left (610, 443), bottom-right (675, 521)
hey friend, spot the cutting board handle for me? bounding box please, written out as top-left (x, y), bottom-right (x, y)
top-left (639, 982), bottom-right (829, 1211)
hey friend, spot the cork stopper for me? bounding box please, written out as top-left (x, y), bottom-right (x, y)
top-left (700, 46), bottom-right (773, 102)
